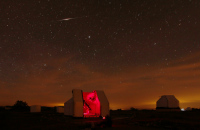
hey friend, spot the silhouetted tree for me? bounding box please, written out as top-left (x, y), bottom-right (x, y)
top-left (130, 107), bottom-right (138, 111)
top-left (12, 100), bottom-right (30, 111)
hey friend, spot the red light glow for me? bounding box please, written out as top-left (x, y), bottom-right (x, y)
top-left (83, 90), bottom-right (100, 117)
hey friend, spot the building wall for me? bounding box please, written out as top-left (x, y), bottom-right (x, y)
top-left (64, 98), bottom-right (73, 116)
top-left (73, 89), bottom-right (83, 117)
top-left (157, 96), bottom-right (168, 108)
top-left (96, 90), bottom-right (109, 117)
top-left (56, 106), bottom-right (64, 113)
top-left (30, 105), bottom-right (41, 112)
top-left (167, 95), bottom-right (179, 108)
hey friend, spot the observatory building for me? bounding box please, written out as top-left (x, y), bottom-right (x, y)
top-left (156, 95), bottom-right (180, 111)
top-left (30, 105), bottom-right (41, 112)
top-left (64, 89), bottom-right (109, 118)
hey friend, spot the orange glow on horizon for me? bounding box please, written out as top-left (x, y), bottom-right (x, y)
top-left (1, 52), bottom-right (200, 110)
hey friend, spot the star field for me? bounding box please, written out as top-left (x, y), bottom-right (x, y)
top-left (0, 0), bottom-right (200, 109)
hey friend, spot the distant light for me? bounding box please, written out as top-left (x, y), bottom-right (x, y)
top-left (102, 117), bottom-right (106, 119)
top-left (181, 108), bottom-right (185, 111)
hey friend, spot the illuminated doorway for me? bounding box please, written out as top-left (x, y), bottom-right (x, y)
top-left (83, 91), bottom-right (100, 117)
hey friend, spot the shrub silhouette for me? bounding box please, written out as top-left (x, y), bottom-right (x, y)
top-left (12, 100), bottom-right (30, 111)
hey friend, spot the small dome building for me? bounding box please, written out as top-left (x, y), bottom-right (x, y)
top-left (156, 95), bottom-right (180, 111)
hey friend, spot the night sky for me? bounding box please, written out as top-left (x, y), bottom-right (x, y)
top-left (1, 0), bottom-right (200, 109)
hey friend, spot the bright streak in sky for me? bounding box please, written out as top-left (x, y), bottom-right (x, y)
top-left (59, 18), bottom-right (75, 21)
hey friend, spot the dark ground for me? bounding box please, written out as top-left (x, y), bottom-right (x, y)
top-left (1, 110), bottom-right (200, 129)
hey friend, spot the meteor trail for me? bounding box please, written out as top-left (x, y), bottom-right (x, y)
top-left (58, 16), bottom-right (87, 21)
top-left (59, 18), bottom-right (75, 21)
